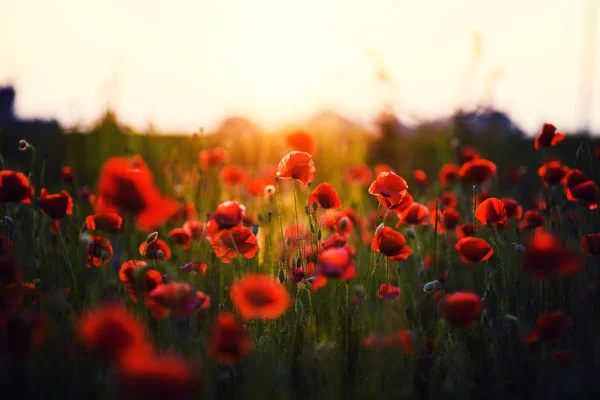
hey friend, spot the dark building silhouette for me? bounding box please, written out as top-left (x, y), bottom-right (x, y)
top-left (0, 86), bottom-right (64, 185)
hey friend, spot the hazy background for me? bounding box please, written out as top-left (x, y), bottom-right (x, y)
top-left (0, 0), bottom-right (598, 134)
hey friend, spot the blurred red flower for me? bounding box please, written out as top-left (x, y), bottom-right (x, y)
top-left (580, 234), bottom-right (600, 257)
top-left (181, 261), bottom-right (208, 275)
top-left (220, 165), bottom-right (247, 187)
top-left (206, 201), bottom-right (246, 237)
top-left (168, 228), bottom-right (192, 250)
top-left (61, 166), bottom-right (75, 183)
top-left (413, 169), bottom-right (428, 188)
top-left (523, 311), bottom-right (572, 344)
top-left (85, 213), bottom-right (123, 232)
top-left (440, 292), bottom-right (482, 330)
top-left (119, 260), bottom-right (163, 302)
top-left (455, 237), bottom-right (494, 264)
top-left (538, 161), bottom-right (569, 186)
top-left (38, 189), bottom-right (74, 232)
top-left (285, 130), bottom-right (315, 155)
top-left (456, 223), bottom-right (476, 240)
top-left (534, 123), bottom-right (565, 150)
top-left (0, 170), bottom-right (33, 204)
top-left (501, 198), bottom-right (523, 220)
top-left (519, 210), bottom-right (545, 230)
top-left (397, 202), bottom-right (429, 226)
top-left (522, 231), bottom-right (582, 280)
top-left (139, 238), bottom-right (172, 260)
top-left (147, 282), bottom-right (210, 319)
top-left (208, 312), bottom-right (252, 365)
top-left (230, 274), bottom-right (291, 320)
top-left (345, 164), bottom-right (374, 186)
top-left (378, 283), bottom-right (401, 300)
top-left (439, 163), bottom-right (461, 187)
top-left (459, 159), bottom-right (497, 186)
top-left (199, 147), bottom-right (230, 170)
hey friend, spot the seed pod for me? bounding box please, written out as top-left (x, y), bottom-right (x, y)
top-left (312, 201), bottom-right (318, 212)
top-left (310, 223), bottom-right (315, 233)
top-left (18, 140), bottom-right (29, 151)
top-left (251, 224), bottom-right (259, 235)
top-left (278, 267), bottom-right (286, 283)
top-left (317, 230), bottom-right (322, 240)
top-left (156, 250), bottom-right (164, 260)
top-left (405, 228), bottom-right (416, 239)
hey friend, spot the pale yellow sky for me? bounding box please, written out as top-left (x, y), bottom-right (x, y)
top-left (0, 0), bottom-right (598, 134)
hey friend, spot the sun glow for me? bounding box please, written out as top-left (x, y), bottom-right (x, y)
top-left (0, 0), bottom-right (598, 133)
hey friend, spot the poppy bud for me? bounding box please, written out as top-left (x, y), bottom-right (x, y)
top-left (18, 139), bottom-right (29, 151)
top-left (423, 282), bottom-right (435, 292)
top-left (439, 204), bottom-right (445, 212)
top-left (258, 214), bottom-right (264, 223)
top-left (243, 259), bottom-right (249, 266)
top-left (376, 223), bottom-right (385, 233)
top-left (295, 299), bottom-right (304, 315)
top-left (156, 250), bottom-right (164, 260)
top-left (251, 224), bottom-right (259, 235)
top-left (317, 230), bottom-right (322, 240)
top-left (3, 216), bottom-right (16, 232)
top-left (291, 257), bottom-right (297, 270)
top-left (512, 243), bottom-right (525, 254)
top-left (312, 201), bottom-right (318, 212)
top-left (405, 228), bottom-right (416, 239)
top-left (304, 206), bottom-right (310, 215)
top-left (267, 211), bottom-right (272, 223)
top-left (146, 231), bottom-right (159, 244)
top-left (278, 267), bottom-right (286, 283)
top-left (296, 257), bottom-right (302, 269)
top-left (310, 223), bottom-right (315, 233)
top-left (205, 212), bottom-right (211, 220)
top-left (576, 142), bottom-right (585, 161)
top-left (472, 185), bottom-right (479, 194)
top-left (286, 237), bottom-right (292, 247)
top-left (353, 285), bottom-right (364, 298)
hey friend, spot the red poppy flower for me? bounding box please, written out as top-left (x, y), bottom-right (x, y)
top-left (61, 166), bottom-right (75, 183)
top-left (522, 231), bottom-right (583, 280)
top-left (501, 198), bottom-right (523, 220)
top-left (581, 234), bottom-right (600, 257)
top-left (388, 192), bottom-right (414, 213)
top-left (440, 192), bottom-right (458, 208)
top-left (397, 202), bottom-right (429, 226)
top-left (87, 236), bottom-right (114, 267)
top-left (322, 212), bottom-right (354, 238)
top-left (1, 311), bottom-right (48, 358)
top-left (96, 156), bottom-right (178, 231)
top-left (181, 261), bottom-right (208, 275)
top-left (183, 220), bottom-right (205, 240)
top-left (285, 130), bottom-right (315, 155)
top-left (564, 169), bottom-right (588, 192)
top-left (38, 189), bottom-right (74, 232)
top-left (211, 226), bottom-right (258, 263)
top-left (206, 201), bottom-right (246, 237)
top-left (85, 213), bottom-right (123, 232)
top-left (291, 262), bottom-right (316, 284)
top-left (345, 164), bottom-right (374, 186)
top-left (78, 305), bottom-right (149, 363)
top-left (397, 329), bottom-right (414, 355)
top-left (439, 163), bottom-right (461, 187)
top-left (371, 226), bottom-right (412, 261)
top-left (309, 182), bottom-right (342, 210)
top-left (413, 170), bottom-right (428, 188)
top-left (220, 165), bottom-right (247, 187)
top-left (440, 292), bottom-right (482, 330)
top-left (147, 282), bottom-right (210, 319)
top-left (0, 170), bottom-right (33, 204)
top-left (230, 274), bottom-right (291, 320)
top-left (519, 210), bottom-right (545, 230)
top-left (119, 260), bottom-right (163, 302)
top-left (368, 171), bottom-right (409, 208)
top-left (378, 283), bottom-right (401, 300)
top-left (475, 198), bottom-right (507, 226)
top-left (455, 237), bottom-right (494, 264)
top-left (459, 159), bottom-right (497, 186)
top-left (208, 312), bottom-right (252, 365)
top-left (320, 232), bottom-right (350, 251)
top-left (460, 147), bottom-right (480, 162)
top-left (276, 151), bottom-right (316, 185)
top-left (116, 349), bottom-right (197, 400)
top-left (168, 228), bottom-right (192, 250)
top-left (313, 246), bottom-right (357, 291)
top-left (534, 123), bottom-right (565, 150)
top-left (569, 180), bottom-right (599, 209)
top-left (199, 147), bottom-right (230, 170)
top-left (169, 203), bottom-right (197, 224)
top-left (538, 161), bottom-right (569, 187)
top-left (523, 311), bottom-right (572, 344)
top-left (245, 179), bottom-right (266, 197)
top-left (139, 239), bottom-right (172, 260)
top-left (436, 208), bottom-right (462, 231)
top-left (456, 223), bottom-right (476, 240)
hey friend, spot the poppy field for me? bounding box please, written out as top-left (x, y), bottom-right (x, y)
top-left (2, 121), bottom-right (600, 399)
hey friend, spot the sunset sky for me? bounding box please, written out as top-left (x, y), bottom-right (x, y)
top-left (0, 0), bottom-right (598, 134)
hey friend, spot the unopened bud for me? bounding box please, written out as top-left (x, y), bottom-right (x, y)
top-left (376, 223), bottom-right (385, 233)
top-left (146, 231), bottom-right (159, 244)
top-left (251, 224), bottom-right (259, 235)
top-left (405, 228), bottom-right (415, 239)
top-left (18, 140), bottom-right (29, 151)
top-left (3, 216), bottom-right (16, 231)
top-left (310, 223), bottom-right (315, 233)
top-left (278, 267), bottom-right (286, 283)
top-left (512, 243), bottom-right (525, 254)
top-left (339, 217), bottom-right (348, 231)
top-left (312, 201), bottom-right (318, 212)
top-left (317, 230), bottom-right (322, 240)
top-left (156, 250), bottom-right (164, 259)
